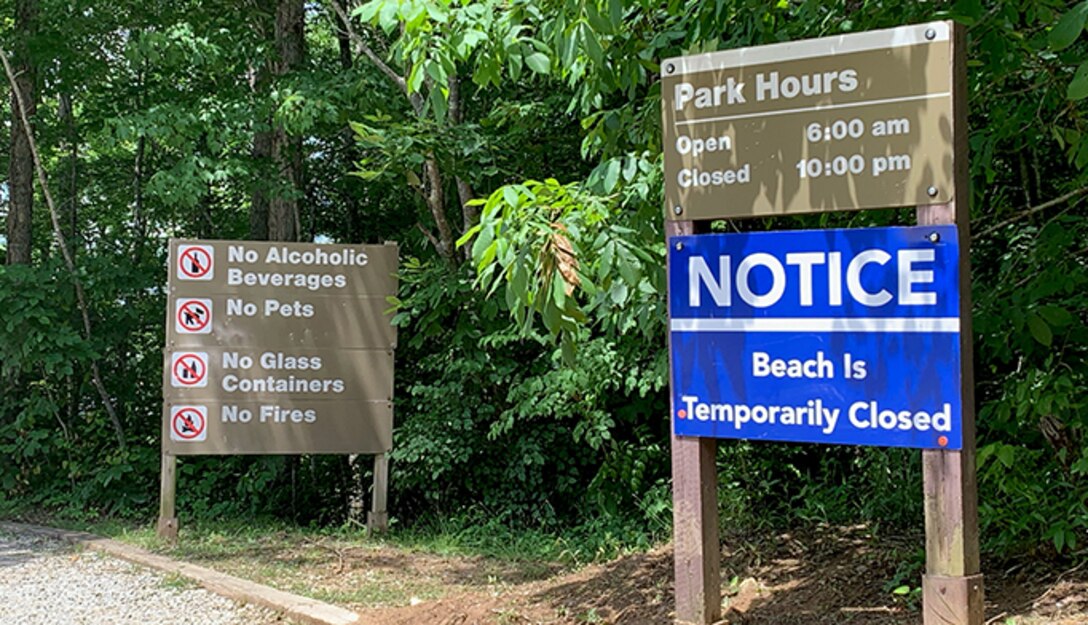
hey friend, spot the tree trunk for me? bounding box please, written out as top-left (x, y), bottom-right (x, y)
top-left (268, 0), bottom-right (305, 243)
top-left (335, 2), bottom-right (364, 244)
top-left (6, 0), bottom-right (37, 265)
top-left (448, 74), bottom-right (477, 257)
top-left (248, 6), bottom-right (273, 241)
top-left (58, 92), bottom-right (77, 255)
top-left (59, 90), bottom-right (81, 432)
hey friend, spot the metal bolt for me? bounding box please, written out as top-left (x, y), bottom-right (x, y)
top-left (925, 28), bottom-right (936, 41)
top-left (666, 63), bottom-right (675, 74)
top-left (673, 205), bottom-right (683, 215)
top-left (926, 186), bottom-right (938, 197)
top-left (675, 242), bottom-right (684, 251)
top-left (928, 231), bottom-right (941, 243)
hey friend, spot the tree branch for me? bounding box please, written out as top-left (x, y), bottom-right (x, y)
top-left (0, 47), bottom-right (126, 449)
top-left (329, 2), bottom-right (405, 91)
top-left (415, 221), bottom-right (441, 250)
top-left (974, 186), bottom-right (1088, 240)
top-left (424, 156), bottom-right (454, 258)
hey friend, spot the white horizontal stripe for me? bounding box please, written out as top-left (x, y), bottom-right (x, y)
top-left (673, 92), bottom-right (950, 127)
top-left (663, 22), bottom-right (949, 75)
top-left (670, 317), bottom-right (960, 333)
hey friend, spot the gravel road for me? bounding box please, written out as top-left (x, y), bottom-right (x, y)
top-left (0, 529), bottom-right (283, 625)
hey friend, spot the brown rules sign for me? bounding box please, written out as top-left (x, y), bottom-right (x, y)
top-left (662, 22), bottom-right (955, 220)
top-left (162, 239), bottom-right (397, 455)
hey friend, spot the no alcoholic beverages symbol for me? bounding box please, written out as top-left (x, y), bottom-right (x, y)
top-left (177, 244), bottom-right (214, 280)
top-left (171, 352), bottom-right (209, 388)
top-left (175, 299), bottom-right (212, 334)
top-left (171, 405), bottom-right (207, 442)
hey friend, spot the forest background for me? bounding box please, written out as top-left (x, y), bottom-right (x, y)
top-left (1, 0), bottom-right (1086, 562)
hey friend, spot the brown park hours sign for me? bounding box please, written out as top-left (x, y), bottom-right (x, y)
top-left (661, 21), bottom-right (955, 220)
top-left (162, 239), bottom-right (397, 456)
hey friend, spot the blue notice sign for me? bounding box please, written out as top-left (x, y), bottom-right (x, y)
top-left (669, 225), bottom-right (962, 450)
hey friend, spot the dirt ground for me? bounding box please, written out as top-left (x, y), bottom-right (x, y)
top-left (210, 525), bottom-right (1088, 625)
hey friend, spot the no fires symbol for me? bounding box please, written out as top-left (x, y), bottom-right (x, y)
top-left (175, 298), bottom-right (213, 334)
top-left (171, 405), bottom-right (207, 442)
top-left (171, 352), bottom-right (208, 388)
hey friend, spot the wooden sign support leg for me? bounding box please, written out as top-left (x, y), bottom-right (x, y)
top-left (918, 201), bottom-right (982, 625)
top-left (668, 219), bottom-right (721, 625)
top-left (671, 435), bottom-right (720, 624)
top-left (367, 453), bottom-right (389, 533)
top-left (920, 23), bottom-right (982, 624)
top-left (157, 451), bottom-right (178, 541)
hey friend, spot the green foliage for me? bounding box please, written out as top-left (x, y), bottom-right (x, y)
top-left (1, 0), bottom-right (1087, 565)
top-left (458, 168), bottom-right (663, 355)
top-left (388, 258), bottom-right (669, 525)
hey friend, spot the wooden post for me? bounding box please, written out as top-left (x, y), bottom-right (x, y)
top-left (668, 219), bottom-right (721, 625)
top-left (920, 21), bottom-right (983, 625)
top-left (367, 453), bottom-right (389, 533)
top-left (157, 451), bottom-right (178, 541)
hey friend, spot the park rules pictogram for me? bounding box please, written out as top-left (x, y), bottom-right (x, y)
top-left (170, 405), bottom-right (207, 442)
top-left (175, 298), bottom-right (212, 334)
top-left (171, 352), bottom-right (208, 388)
top-left (159, 238), bottom-right (400, 539)
top-left (177, 244), bottom-right (214, 280)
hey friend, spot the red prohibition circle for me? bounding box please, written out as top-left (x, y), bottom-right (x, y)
top-left (178, 247), bottom-right (212, 278)
top-left (173, 353), bottom-right (207, 385)
top-left (177, 300), bottom-right (211, 332)
top-left (173, 408), bottom-right (205, 439)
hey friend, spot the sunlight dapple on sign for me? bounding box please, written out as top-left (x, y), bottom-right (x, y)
top-left (661, 21), bottom-right (981, 625)
top-left (159, 239), bottom-right (399, 539)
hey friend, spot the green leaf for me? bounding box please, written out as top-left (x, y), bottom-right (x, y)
top-left (476, 241), bottom-right (498, 274)
top-left (424, 1), bottom-right (448, 23)
top-left (525, 52), bottom-right (550, 75)
top-left (1054, 528), bottom-right (1066, 552)
top-left (425, 59), bottom-right (447, 85)
top-left (552, 272), bottom-right (567, 308)
top-left (1038, 305), bottom-right (1074, 327)
top-left (585, 3), bottom-right (612, 34)
top-left (560, 336), bottom-right (576, 365)
top-left (502, 185), bottom-right (520, 209)
top-left (471, 225), bottom-right (494, 260)
top-left (456, 224), bottom-right (482, 248)
top-left (996, 444), bottom-right (1015, 468)
top-left (378, 0), bottom-right (400, 33)
top-left (892, 585), bottom-right (911, 596)
top-left (1050, 2), bottom-right (1088, 51)
top-left (608, 0), bottom-right (624, 26)
top-left (622, 156), bottom-right (638, 182)
top-left (510, 263), bottom-right (528, 299)
top-left (353, 0), bottom-right (382, 22)
top-left (1027, 313), bottom-right (1053, 346)
top-left (1068, 61), bottom-right (1088, 100)
top-left (603, 159), bottom-right (620, 192)
top-left (609, 280), bottom-right (628, 305)
top-left (407, 62), bottom-right (425, 93)
top-left (582, 24), bottom-right (604, 64)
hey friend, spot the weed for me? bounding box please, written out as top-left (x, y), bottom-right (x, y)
top-left (159, 572), bottom-right (197, 591)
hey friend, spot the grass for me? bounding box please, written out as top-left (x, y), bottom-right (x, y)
top-left (158, 571), bottom-right (198, 591)
top-left (386, 511), bottom-right (661, 566)
top-left (56, 511), bottom-right (658, 569)
top-left (0, 506), bottom-right (662, 611)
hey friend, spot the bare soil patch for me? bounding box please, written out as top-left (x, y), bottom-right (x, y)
top-left (134, 525), bottom-right (1088, 625)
